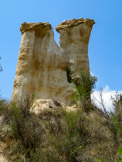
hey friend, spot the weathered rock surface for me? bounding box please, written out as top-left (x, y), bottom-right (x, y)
top-left (30, 99), bottom-right (77, 115)
top-left (11, 18), bottom-right (94, 106)
top-left (56, 18), bottom-right (95, 77)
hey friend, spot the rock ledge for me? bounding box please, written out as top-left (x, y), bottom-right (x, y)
top-left (56, 17), bottom-right (95, 32)
top-left (20, 22), bottom-right (52, 34)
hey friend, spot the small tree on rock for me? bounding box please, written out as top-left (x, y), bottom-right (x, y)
top-left (73, 72), bottom-right (97, 110)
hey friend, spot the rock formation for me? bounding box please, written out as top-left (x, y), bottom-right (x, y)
top-left (56, 18), bottom-right (95, 77)
top-left (11, 18), bottom-right (95, 106)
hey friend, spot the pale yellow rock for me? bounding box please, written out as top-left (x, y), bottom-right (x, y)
top-left (56, 18), bottom-right (95, 77)
top-left (11, 22), bottom-right (73, 105)
top-left (11, 18), bottom-right (94, 107)
top-left (30, 99), bottom-right (77, 115)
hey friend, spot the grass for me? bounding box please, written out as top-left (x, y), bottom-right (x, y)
top-left (0, 82), bottom-right (121, 161)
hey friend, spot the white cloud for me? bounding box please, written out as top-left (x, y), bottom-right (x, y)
top-left (91, 85), bottom-right (122, 112)
top-left (90, 71), bottom-right (95, 76)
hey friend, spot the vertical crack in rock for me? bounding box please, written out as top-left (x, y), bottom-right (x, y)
top-left (11, 18), bottom-right (95, 107)
top-left (11, 22), bottom-right (73, 105)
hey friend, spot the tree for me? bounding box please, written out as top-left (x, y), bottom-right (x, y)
top-left (73, 72), bottom-right (97, 109)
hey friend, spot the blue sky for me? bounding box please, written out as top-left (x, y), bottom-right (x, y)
top-left (0, 0), bottom-right (122, 100)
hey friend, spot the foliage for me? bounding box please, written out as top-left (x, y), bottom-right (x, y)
top-left (2, 100), bottom-right (44, 160)
top-left (48, 109), bottom-right (85, 161)
top-left (73, 72), bottom-right (97, 110)
top-left (117, 147), bottom-right (122, 162)
top-left (110, 93), bottom-right (122, 144)
top-left (112, 93), bottom-right (122, 120)
top-left (0, 87), bottom-right (122, 162)
top-left (0, 97), bottom-right (120, 162)
top-left (97, 158), bottom-right (102, 162)
top-left (0, 99), bottom-right (7, 111)
top-left (97, 92), bottom-right (122, 161)
top-left (12, 103), bottom-right (42, 149)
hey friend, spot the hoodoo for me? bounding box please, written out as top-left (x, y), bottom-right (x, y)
top-left (11, 18), bottom-right (95, 106)
top-left (56, 18), bottom-right (95, 77)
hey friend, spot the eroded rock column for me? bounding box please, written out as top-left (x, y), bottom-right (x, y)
top-left (11, 22), bottom-right (73, 105)
top-left (11, 18), bottom-right (94, 107)
top-left (56, 18), bottom-right (95, 78)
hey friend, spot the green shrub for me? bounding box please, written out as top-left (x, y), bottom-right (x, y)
top-left (0, 99), bottom-right (7, 112)
top-left (0, 89), bottom-right (121, 161)
top-left (47, 109), bottom-right (91, 162)
top-left (63, 110), bottom-right (81, 136)
top-left (8, 100), bottom-right (44, 159)
top-left (73, 72), bottom-right (97, 110)
top-left (117, 147), bottom-right (122, 162)
top-left (110, 93), bottom-right (122, 145)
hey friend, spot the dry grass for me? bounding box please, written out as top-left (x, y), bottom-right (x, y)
top-left (0, 97), bottom-right (121, 162)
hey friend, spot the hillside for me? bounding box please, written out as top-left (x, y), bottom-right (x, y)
top-left (0, 92), bottom-right (122, 161)
top-left (0, 17), bottom-right (122, 162)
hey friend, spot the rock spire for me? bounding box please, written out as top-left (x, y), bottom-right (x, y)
top-left (11, 18), bottom-right (95, 106)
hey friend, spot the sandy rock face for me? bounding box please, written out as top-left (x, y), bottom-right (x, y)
top-left (11, 18), bottom-right (94, 106)
top-left (30, 99), bottom-right (77, 115)
top-left (12, 22), bottom-right (73, 105)
top-left (56, 18), bottom-right (95, 77)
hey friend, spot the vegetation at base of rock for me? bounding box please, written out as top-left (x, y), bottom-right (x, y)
top-left (0, 100), bottom-right (44, 160)
top-left (110, 93), bottom-right (122, 146)
top-left (73, 72), bottom-right (97, 112)
top-left (73, 73), bottom-right (97, 100)
top-left (0, 73), bottom-right (121, 162)
top-left (0, 99), bottom-right (121, 161)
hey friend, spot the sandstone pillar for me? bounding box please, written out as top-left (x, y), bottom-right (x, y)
top-left (11, 18), bottom-right (94, 107)
top-left (56, 18), bottom-right (95, 78)
top-left (11, 22), bottom-right (73, 104)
